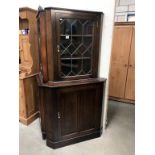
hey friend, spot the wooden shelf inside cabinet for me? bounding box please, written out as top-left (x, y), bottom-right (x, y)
top-left (37, 7), bottom-right (105, 149)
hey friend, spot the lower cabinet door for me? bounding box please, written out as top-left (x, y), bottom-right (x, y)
top-left (58, 91), bottom-right (78, 138)
top-left (57, 84), bottom-right (103, 140)
top-left (78, 88), bottom-right (96, 131)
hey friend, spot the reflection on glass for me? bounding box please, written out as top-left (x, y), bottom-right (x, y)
top-left (59, 18), bottom-right (94, 77)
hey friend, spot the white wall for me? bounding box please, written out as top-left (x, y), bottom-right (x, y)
top-left (19, 0), bottom-right (115, 130)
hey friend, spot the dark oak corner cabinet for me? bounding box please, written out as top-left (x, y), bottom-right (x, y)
top-left (37, 7), bottom-right (106, 149)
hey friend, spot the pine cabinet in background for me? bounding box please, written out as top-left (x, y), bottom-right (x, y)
top-left (19, 7), bottom-right (39, 125)
top-left (109, 22), bottom-right (135, 103)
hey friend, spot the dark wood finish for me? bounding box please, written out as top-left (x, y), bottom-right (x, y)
top-left (109, 22), bottom-right (135, 103)
top-left (58, 91), bottom-right (78, 137)
top-left (37, 7), bottom-right (103, 81)
top-left (45, 78), bottom-right (106, 87)
top-left (37, 7), bottom-right (105, 148)
top-left (45, 10), bottom-right (54, 81)
top-left (38, 11), bottom-right (49, 82)
top-left (39, 80), bottom-right (105, 148)
top-left (45, 7), bottom-right (103, 14)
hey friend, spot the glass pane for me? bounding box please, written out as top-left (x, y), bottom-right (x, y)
top-left (83, 59), bottom-right (91, 74)
top-left (72, 44), bottom-right (85, 58)
top-left (72, 36), bottom-right (82, 47)
top-left (60, 19), bottom-right (72, 34)
top-left (72, 59), bottom-right (82, 75)
top-left (61, 59), bottom-right (71, 76)
top-left (83, 46), bottom-right (92, 57)
top-left (83, 21), bottom-right (94, 35)
top-left (83, 37), bottom-right (92, 47)
top-left (59, 18), bottom-right (94, 78)
top-left (72, 20), bottom-right (82, 35)
top-left (60, 36), bottom-right (71, 48)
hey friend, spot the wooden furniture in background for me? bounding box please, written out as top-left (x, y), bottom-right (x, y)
top-left (109, 22), bottom-right (135, 103)
top-left (19, 7), bottom-right (39, 125)
top-left (37, 7), bottom-right (106, 148)
top-left (19, 74), bottom-right (39, 125)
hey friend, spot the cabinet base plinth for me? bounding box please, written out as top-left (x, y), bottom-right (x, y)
top-left (19, 111), bottom-right (39, 125)
top-left (46, 130), bottom-right (102, 149)
top-left (42, 132), bottom-right (46, 140)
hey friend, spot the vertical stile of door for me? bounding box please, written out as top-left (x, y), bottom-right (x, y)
top-left (124, 26), bottom-right (134, 98)
top-left (39, 12), bottom-right (49, 82)
top-left (124, 25), bottom-right (135, 100)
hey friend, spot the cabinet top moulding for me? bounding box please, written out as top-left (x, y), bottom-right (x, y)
top-left (43, 7), bottom-right (104, 15)
top-left (38, 77), bottom-right (106, 88)
top-left (115, 22), bottom-right (135, 26)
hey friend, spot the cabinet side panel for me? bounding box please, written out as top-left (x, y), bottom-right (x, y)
top-left (78, 88), bottom-right (96, 131)
top-left (96, 83), bottom-right (104, 129)
top-left (58, 92), bottom-right (78, 136)
top-left (45, 88), bottom-right (59, 141)
top-left (39, 12), bottom-right (49, 82)
top-left (92, 14), bottom-right (103, 77)
top-left (39, 87), bottom-right (46, 137)
top-left (45, 10), bottom-right (54, 81)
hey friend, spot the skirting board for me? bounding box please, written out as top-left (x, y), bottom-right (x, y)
top-left (109, 96), bottom-right (135, 104)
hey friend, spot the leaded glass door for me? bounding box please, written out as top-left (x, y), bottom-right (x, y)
top-left (56, 14), bottom-right (97, 79)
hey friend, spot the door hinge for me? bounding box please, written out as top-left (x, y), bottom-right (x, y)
top-left (58, 112), bottom-right (61, 119)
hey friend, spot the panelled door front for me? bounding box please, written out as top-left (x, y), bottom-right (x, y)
top-left (55, 12), bottom-right (100, 80)
top-left (57, 84), bottom-right (103, 140)
top-left (58, 90), bottom-right (78, 139)
top-left (109, 25), bottom-right (133, 98)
